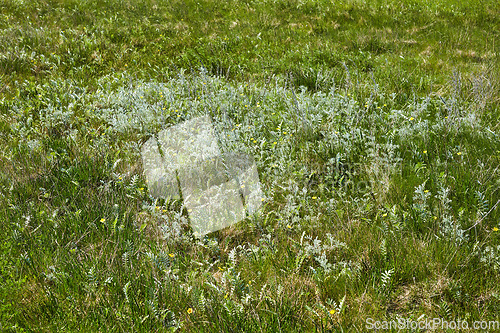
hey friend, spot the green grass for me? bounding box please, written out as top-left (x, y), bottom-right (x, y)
top-left (1, 0), bottom-right (500, 331)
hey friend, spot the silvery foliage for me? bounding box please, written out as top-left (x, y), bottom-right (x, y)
top-left (436, 186), bottom-right (468, 244)
top-left (366, 136), bottom-right (402, 197)
top-left (159, 210), bottom-right (186, 242)
top-left (298, 232), bottom-right (352, 275)
top-left (480, 245), bottom-right (500, 272)
top-left (10, 71), bottom-right (494, 247)
top-left (413, 181), bottom-right (431, 220)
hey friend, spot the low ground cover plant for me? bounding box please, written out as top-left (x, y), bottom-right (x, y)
top-left (0, 0), bottom-right (499, 331)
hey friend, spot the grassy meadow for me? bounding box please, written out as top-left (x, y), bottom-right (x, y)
top-left (1, 0), bottom-right (500, 331)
